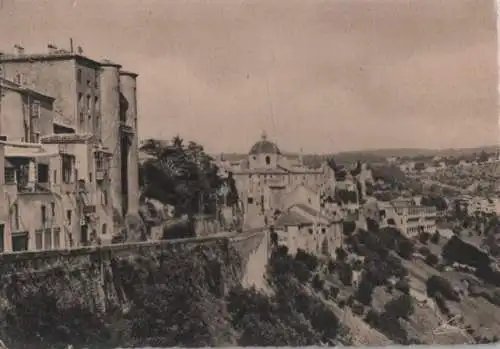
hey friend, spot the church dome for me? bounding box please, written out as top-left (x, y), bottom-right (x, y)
top-left (249, 132), bottom-right (281, 155)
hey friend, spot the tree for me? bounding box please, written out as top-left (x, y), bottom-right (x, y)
top-left (384, 294), bottom-right (414, 319)
top-left (356, 275), bottom-right (375, 305)
top-left (140, 137), bottom-right (226, 219)
top-left (430, 231), bottom-right (440, 244)
top-left (397, 240), bottom-right (414, 260)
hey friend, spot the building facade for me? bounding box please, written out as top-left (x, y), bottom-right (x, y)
top-left (223, 132), bottom-right (334, 225)
top-left (0, 44), bottom-right (140, 252)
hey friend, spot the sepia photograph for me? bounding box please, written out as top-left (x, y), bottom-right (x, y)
top-left (0, 0), bottom-right (499, 347)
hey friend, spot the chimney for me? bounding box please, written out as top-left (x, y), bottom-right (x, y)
top-left (77, 46), bottom-right (83, 55)
top-left (13, 45), bottom-right (25, 55)
top-left (48, 44), bottom-right (58, 54)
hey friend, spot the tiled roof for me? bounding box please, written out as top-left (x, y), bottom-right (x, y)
top-left (275, 211), bottom-right (313, 228)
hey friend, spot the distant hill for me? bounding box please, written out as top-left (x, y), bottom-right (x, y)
top-left (216, 145), bottom-right (498, 168)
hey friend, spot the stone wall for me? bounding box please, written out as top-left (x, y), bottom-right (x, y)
top-left (0, 231), bottom-right (269, 316)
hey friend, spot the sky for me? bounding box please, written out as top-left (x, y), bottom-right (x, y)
top-left (0, 0), bottom-right (497, 154)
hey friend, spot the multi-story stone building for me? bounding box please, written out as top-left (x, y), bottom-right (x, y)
top-left (0, 44), bottom-right (140, 251)
top-left (370, 198), bottom-right (437, 237)
top-left (221, 132), bottom-right (335, 223)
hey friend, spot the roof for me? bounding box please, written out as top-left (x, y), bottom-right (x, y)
top-left (275, 211), bottom-right (313, 228)
top-left (4, 145), bottom-right (58, 159)
top-left (0, 52), bottom-right (104, 68)
top-left (0, 77), bottom-right (55, 101)
top-left (291, 203), bottom-right (334, 222)
top-left (249, 132), bottom-right (281, 155)
top-left (41, 133), bottom-right (96, 144)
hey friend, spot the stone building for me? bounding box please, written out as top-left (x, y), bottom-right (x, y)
top-left (0, 44), bottom-right (140, 251)
top-left (225, 131), bottom-right (334, 224)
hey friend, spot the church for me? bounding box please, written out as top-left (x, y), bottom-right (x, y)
top-left (218, 132), bottom-right (335, 223)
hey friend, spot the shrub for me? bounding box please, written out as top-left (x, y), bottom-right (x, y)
top-left (425, 253), bottom-right (439, 267)
top-left (335, 247), bottom-right (348, 261)
top-left (418, 246), bottom-right (431, 257)
top-left (338, 263), bottom-right (353, 286)
top-left (356, 276), bottom-right (375, 305)
top-left (343, 221), bottom-right (356, 235)
top-left (312, 275), bottom-right (325, 292)
top-left (351, 302), bottom-right (365, 316)
top-left (397, 240), bottom-right (414, 260)
top-left (384, 294), bottom-right (414, 319)
top-left (295, 249), bottom-right (319, 272)
top-left (418, 232), bottom-right (431, 245)
top-left (395, 279), bottom-right (410, 294)
top-left (430, 232), bottom-right (440, 245)
top-left (426, 275), bottom-right (459, 302)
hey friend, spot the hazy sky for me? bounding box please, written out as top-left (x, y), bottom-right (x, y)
top-left (0, 0), bottom-right (497, 154)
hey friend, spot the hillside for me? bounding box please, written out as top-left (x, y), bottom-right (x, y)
top-left (219, 144), bottom-right (498, 168)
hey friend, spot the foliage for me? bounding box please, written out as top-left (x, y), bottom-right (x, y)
top-left (139, 137), bottom-right (234, 217)
top-left (355, 275), bottom-right (375, 305)
top-left (430, 231), bottom-right (440, 244)
top-left (337, 262), bottom-right (353, 286)
top-left (342, 221), bottom-right (356, 235)
top-left (442, 236), bottom-right (490, 269)
top-left (426, 275), bottom-right (460, 302)
top-left (418, 232), bottom-right (430, 245)
top-left (384, 294), bottom-right (414, 319)
top-left (424, 253), bottom-right (439, 267)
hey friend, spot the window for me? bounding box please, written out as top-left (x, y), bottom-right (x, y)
top-left (53, 170), bottom-right (57, 184)
top-left (66, 210), bottom-right (72, 225)
top-left (62, 155), bottom-right (73, 183)
top-left (35, 229), bottom-right (43, 250)
top-left (53, 228), bottom-right (61, 249)
top-left (247, 197), bottom-right (254, 204)
top-left (102, 223), bottom-right (107, 235)
top-left (94, 71), bottom-right (99, 89)
top-left (4, 168), bottom-right (15, 185)
top-left (12, 204), bottom-right (19, 231)
top-left (87, 79), bottom-right (91, 87)
top-left (89, 172), bottom-right (93, 183)
top-left (15, 73), bottom-right (21, 84)
top-left (44, 228), bottom-right (52, 249)
top-left (0, 224), bottom-right (4, 253)
top-left (94, 96), bottom-right (100, 114)
top-left (77, 69), bottom-right (82, 83)
top-left (51, 202), bottom-right (55, 217)
top-left (86, 95), bottom-right (91, 114)
top-left (103, 189), bottom-right (108, 206)
top-left (37, 163), bottom-right (49, 183)
top-left (31, 100), bottom-right (41, 118)
top-left (41, 205), bottom-right (46, 225)
top-left (265, 156), bottom-right (271, 165)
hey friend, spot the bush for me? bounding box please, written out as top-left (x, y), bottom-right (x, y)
top-left (397, 240), bottom-right (414, 260)
top-left (356, 276), bottom-right (375, 305)
top-left (395, 279), bottom-right (410, 294)
top-left (384, 294), bottom-right (414, 319)
top-left (351, 302), bottom-right (365, 316)
top-left (343, 221), bottom-right (356, 235)
top-left (295, 249), bottom-right (319, 272)
top-left (418, 246), bottom-right (431, 257)
top-left (338, 263), bottom-right (353, 286)
top-left (426, 275), bottom-right (460, 301)
top-left (335, 247), bottom-right (348, 261)
top-left (430, 231), bottom-right (440, 244)
top-left (425, 253), bottom-right (439, 267)
top-left (312, 275), bottom-right (325, 292)
top-left (418, 232), bottom-right (431, 245)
